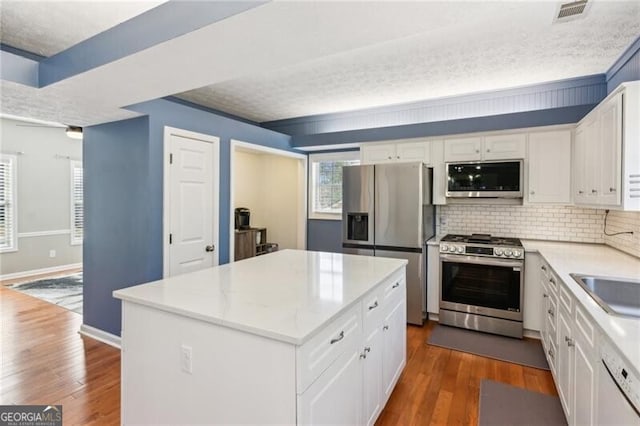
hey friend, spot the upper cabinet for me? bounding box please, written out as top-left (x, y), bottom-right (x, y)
top-left (444, 134), bottom-right (526, 162)
top-left (528, 130), bottom-right (572, 204)
top-left (574, 82), bottom-right (640, 210)
top-left (361, 140), bottom-right (431, 165)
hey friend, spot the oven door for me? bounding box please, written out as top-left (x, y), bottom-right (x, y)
top-left (439, 253), bottom-right (523, 321)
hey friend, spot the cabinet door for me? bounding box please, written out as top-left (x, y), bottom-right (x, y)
top-left (363, 327), bottom-right (383, 426)
top-left (234, 231), bottom-right (255, 261)
top-left (557, 309), bottom-right (573, 423)
top-left (396, 141), bottom-right (431, 164)
top-left (381, 298), bottom-right (406, 402)
top-left (297, 348), bottom-right (363, 425)
top-left (528, 131), bottom-right (572, 204)
top-left (584, 118), bottom-right (601, 203)
top-left (573, 333), bottom-right (597, 426)
top-left (540, 279), bottom-right (550, 351)
top-left (483, 133), bottom-right (526, 160)
top-left (573, 124), bottom-right (589, 203)
top-left (361, 144), bottom-right (396, 164)
top-left (443, 137), bottom-right (482, 162)
top-left (598, 93), bottom-right (622, 205)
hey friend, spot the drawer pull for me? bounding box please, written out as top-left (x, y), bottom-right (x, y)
top-left (359, 352), bottom-right (367, 360)
top-left (330, 331), bottom-right (345, 345)
top-left (383, 325), bottom-right (389, 331)
top-left (368, 301), bottom-right (379, 311)
top-left (548, 348), bottom-right (554, 358)
top-left (392, 282), bottom-right (400, 289)
top-left (541, 265), bottom-right (547, 272)
top-left (543, 293), bottom-right (549, 298)
top-left (549, 278), bottom-right (556, 285)
top-left (548, 309), bottom-right (554, 317)
top-left (565, 336), bottom-right (575, 347)
top-left (364, 346), bottom-right (371, 353)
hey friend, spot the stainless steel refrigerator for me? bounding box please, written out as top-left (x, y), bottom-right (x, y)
top-left (342, 162), bottom-right (435, 325)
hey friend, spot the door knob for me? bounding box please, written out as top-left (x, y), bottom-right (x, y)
top-left (205, 245), bottom-right (215, 252)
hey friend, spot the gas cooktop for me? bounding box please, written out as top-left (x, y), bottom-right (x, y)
top-left (441, 233), bottom-right (523, 247)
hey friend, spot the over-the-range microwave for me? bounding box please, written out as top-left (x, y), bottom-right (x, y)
top-left (446, 160), bottom-right (523, 198)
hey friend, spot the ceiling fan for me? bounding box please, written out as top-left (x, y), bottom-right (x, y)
top-left (15, 122), bottom-right (83, 139)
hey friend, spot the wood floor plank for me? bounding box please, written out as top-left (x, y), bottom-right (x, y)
top-left (2, 279), bottom-right (556, 426)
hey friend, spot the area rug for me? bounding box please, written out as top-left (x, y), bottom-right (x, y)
top-left (427, 324), bottom-right (549, 370)
top-left (8, 273), bottom-right (83, 314)
top-left (479, 380), bottom-right (566, 426)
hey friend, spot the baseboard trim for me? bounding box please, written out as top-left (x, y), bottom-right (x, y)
top-left (0, 263), bottom-right (82, 281)
top-left (79, 324), bottom-right (121, 350)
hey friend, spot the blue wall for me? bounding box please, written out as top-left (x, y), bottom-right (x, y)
top-left (83, 116), bottom-right (153, 336)
top-left (607, 36), bottom-right (640, 94)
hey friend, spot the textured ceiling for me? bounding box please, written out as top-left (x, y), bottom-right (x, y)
top-left (0, 1), bottom-right (166, 57)
top-left (175, 0), bottom-right (640, 123)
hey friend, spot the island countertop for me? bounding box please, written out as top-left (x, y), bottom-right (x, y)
top-left (113, 249), bottom-right (407, 345)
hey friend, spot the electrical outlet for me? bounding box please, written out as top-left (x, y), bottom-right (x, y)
top-left (181, 345), bottom-right (192, 374)
top-left (49, 250), bottom-right (56, 258)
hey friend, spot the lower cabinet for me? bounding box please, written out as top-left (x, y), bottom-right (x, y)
top-left (539, 269), bottom-right (599, 426)
top-left (297, 272), bottom-right (407, 425)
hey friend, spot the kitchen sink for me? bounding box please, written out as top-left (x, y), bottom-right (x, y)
top-left (570, 274), bottom-right (640, 319)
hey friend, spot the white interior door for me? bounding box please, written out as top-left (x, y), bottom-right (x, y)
top-left (167, 131), bottom-right (218, 276)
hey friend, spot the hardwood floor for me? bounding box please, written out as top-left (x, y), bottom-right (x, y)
top-left (1, 283), bottom-right (556, 425)
top-left (0, 285), bottom-right (120, 425)
top-left (376, 322), bottom-right (558, 425)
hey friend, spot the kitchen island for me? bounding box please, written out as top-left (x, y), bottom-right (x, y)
top-left (114, 249), bottom-right (407, 425)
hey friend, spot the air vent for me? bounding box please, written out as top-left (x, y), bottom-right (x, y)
top-left (554, 0), bottom-right (589, 22)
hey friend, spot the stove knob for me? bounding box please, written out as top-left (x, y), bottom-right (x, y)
top-left (513, 249), bottom-right (522, 258)
top-left (441, 244), bottom-right (449, 252)
top-left (456, 246), bottom-right (464, 254)
top-left (495, 248), bottom-right (504, 256)
top-left (504, 249), bottom-right (513, 257)
top-left (449, 246), bottom-right (456, 253)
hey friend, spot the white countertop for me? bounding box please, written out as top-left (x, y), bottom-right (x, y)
top-left (522, 240), bottom-right (640, 369)
top-left (113, 249), bottom-right (407, 345)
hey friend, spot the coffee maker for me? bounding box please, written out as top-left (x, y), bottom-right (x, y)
top-left (234, 207), bottom-right (250, 230)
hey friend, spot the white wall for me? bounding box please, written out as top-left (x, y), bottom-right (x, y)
top-left (233, 150), bottom-right (302, 251)
top-left (0, 117), bottom-right (82, 276)
top-left (603, 211), bottom-right (640, 258)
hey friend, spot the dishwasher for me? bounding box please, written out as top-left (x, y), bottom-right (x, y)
top-left (597, 338), bottom-right (640, 425)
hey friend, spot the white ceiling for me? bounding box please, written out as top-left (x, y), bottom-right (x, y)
top-left (0, 1), bottom-right (166, 57)
top-left (0, 1), bottom-right (639, 126)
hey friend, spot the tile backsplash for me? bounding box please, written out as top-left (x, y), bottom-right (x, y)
top-left (436, 204), bottom-right (605, 243)
top-left (603, 211), bottom-right (640, 258)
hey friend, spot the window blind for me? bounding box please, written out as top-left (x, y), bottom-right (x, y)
top-left (0, 155), bottom-right (16, 251)
top-left (71, 161), bottom-right (83, 245)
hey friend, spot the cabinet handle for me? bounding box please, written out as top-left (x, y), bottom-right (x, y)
top-left (549, 277), bottom-right (556, 285)
top-left (565, 336), bottom-right (575, 347)
top-left (541, 265), bottom-right (547, 272)
top-left (543, 293), bottom-right (549, 298)
top-left (530, 190), bottom-right (535, 195)
top-left (368, 301), bottom-right (379, 311)
top-left (364, 346), bottom-right (371, 353)
top-left (486, 149), bottom-right (490, 152)
top-left (330, 331), bottom-right (345, 344)
top-left (548, 348), bottom-right (554, 358)
top-left (547, 308), bottom-right (554, 317)
top-left (591, 189), bottom-right (598, 194)
top-left (397, 156), bottom-right (400, 159)
top-left (359, 352), bottom-right (367, 360)
top-left (388, 156), bottom-right (392, 160)
top-left (475, 149), bottom-right (480, 153)
top-left (578, 190), bottom-right (584, 194)
top-left (383, 325), bottom-right (389, 331)
top-left (609, 187), bottom-right (616, 193)
top-left (392, 282), bottom-right (400, 289)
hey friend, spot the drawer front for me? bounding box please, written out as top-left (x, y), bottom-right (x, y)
top-left (546, 295), bottom-right (558, 344)
top-left (540, 261), bottom-right (550, 279)
top-left (381, 273), bottom-right (405, 307)
top-left (575, 305), bottom-right (595, 349)
top-left (547, 336), bottom-right (557, 375)
top-left (547, 271), bottom-right (559, 293)
top-left (363, 286), bottom-right (384, 335)
top-left (558, 281), bottom-right (574, 315)
top-left (296, 303), bottom-right (362, 393)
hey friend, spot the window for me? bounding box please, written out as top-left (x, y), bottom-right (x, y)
top-left (70, 161), bottom-right (83, 245)
top-left (0, 154), bottom-right (17, 252)
top-left (309, 152), bottom-right (360, 220)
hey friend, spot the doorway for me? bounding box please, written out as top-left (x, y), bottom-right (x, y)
top-left (163, 127), bottom-right (220, 277)
top-left (230, 140), bottom-right (307, 262)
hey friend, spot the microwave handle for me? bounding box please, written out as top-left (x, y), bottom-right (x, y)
top-left (440, 253), bottom-right (523, 269)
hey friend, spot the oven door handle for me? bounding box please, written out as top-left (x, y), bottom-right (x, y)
top-left (440, 254), bottom-right (523, 269)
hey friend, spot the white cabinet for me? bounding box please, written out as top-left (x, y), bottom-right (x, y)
top-left (557, 306), bottom-right (573, 421)
top-left (572, 307), bottom-right (597, 426)
top-left (574, 82), bottom-right (640, 210)
top-left (362, 326), bottom-right (383, 426)
top-left (381, 296), bottom-right (406, 402)
top-left (298, 347), bottom-right (363, 425)
top-left (444, 133), bottom-right (525, 162)
top-left (523, 253), bottom-right (542, 332)
top-left (360, 139), bottom-right (431, 165)
top-left (527, 130), bottom-right (572, 204)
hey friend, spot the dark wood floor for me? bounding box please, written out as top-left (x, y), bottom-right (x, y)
top-left (1, 280), bottom-right (556, 425)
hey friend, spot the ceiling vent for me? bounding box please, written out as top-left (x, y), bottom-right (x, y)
top-left (554, 0), bottom-right (590, 23)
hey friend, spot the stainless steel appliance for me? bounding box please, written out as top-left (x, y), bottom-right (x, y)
top-left (342, 163), bottom-right (435, 325)
top-left (446, 160), bottom-right (523, 198)
top-left (597, 336), bottom-right (640, 424)
top-left (439, 233), bottom-right (524, 338)
top-left (234, 207), bottom-right (250, 230)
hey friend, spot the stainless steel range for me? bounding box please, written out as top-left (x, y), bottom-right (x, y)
top-left (439, 233), bottom-right (524, 338)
